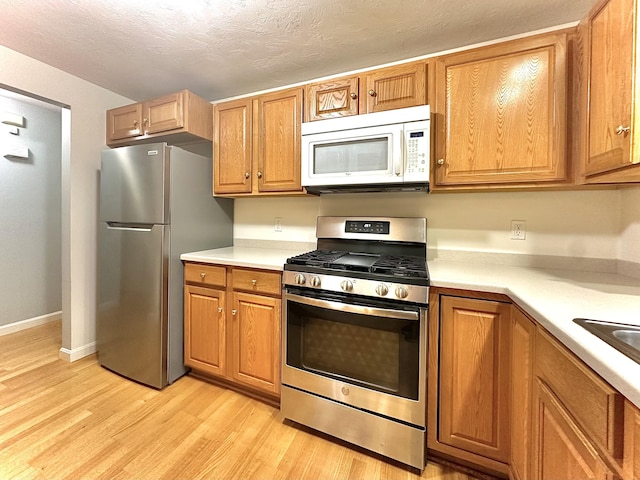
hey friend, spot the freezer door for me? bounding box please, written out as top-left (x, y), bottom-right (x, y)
top-left (100, 143), bottom-right (169, 224)
top-left (97, 222), bottom-right (169, 389)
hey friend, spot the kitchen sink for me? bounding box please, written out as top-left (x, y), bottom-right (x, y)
top-left (573, 318), bottom-right (640, 365)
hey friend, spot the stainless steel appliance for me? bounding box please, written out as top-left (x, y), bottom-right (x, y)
top-left (281, 216), bottom-right (429, 469)
top-left (301, 106), bottom-right (430, 193)
top-left (97, 143), bottom-right (233, 389)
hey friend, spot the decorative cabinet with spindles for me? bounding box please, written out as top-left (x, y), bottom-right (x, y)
top-left (183, 262), bottom-right (281, 402)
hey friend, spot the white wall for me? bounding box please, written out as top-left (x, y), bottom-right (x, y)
top-left (620, 186), bottom-right (640, 264)
top-left (0, 45), bottom-right (132, 359)
top-left (235, 188), bottom-right (624, 260)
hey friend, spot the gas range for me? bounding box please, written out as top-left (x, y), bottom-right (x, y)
top-left (283, 217), bottom-right (429, 304)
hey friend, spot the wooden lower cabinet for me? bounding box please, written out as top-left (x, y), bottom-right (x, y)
top-left (532, 379), bottom-right (614, 480)
top-left (430, 289), bottom-right (639, 479)
top-left (510, 307), bottom-right (536, 480)
top-left (230, 291), bottom-right (280, 395)
top-left (429, 290), bottom-right (512, 475)
top-left (184, 285), bottom-right (226, 377)
top-left (183, 262), bottom-right (281, 402)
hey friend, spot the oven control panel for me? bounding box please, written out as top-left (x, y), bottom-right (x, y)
top-left (344, 220), bottom-right (390, 235)
top-left (284, 271), bottom-right (428, 304)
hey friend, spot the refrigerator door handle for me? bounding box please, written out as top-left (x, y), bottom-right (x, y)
top-left (106, 222), bottom-right (155, 231)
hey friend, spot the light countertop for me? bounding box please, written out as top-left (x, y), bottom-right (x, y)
top-left (181, 246), bottom-right (640, 409)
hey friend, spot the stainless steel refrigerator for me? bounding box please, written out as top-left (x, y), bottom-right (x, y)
top-left (97, 142), bottom-right (233, 389)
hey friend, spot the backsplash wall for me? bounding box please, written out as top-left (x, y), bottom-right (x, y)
top-left (234, 188), bottom-right (627, 262)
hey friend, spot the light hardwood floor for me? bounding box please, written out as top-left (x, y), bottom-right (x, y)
top-left (0, 321), bottom-right (480, 480)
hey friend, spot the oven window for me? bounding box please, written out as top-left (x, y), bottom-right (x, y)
top-left (286, 298), bottom-right (420, 399)
top-left (312, 137), bottom-right (389, 174)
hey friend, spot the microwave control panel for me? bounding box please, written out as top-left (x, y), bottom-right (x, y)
top-left (404, 120), bottom-right (430, 180)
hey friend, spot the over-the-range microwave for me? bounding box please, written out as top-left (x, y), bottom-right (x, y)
top-left (301, 105), bottom-right (430, 194)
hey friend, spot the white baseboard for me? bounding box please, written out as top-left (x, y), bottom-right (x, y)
top-left (0, 311), bottom-right (62, 337)
top-left (59, 342), bottom-right (97, 362)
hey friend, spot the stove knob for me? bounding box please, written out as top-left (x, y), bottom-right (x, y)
top-left (395, 286), bottom-right (409, 299)
top-left (375, 284), bottom-right (389, 296)
top-left (294, 274), bottom-right (306, 285)
top-left (310, 276), bottom-right (321, 288)
top-left (340, 280), bottom-right (353, 292)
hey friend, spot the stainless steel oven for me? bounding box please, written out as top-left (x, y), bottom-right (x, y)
top-left (280, 217), bottom-right (429, 469)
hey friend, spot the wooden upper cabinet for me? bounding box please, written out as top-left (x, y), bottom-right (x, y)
top-left (254, 87), bottom-right (303, 193)
top-left (214, 98), bottom-right (253, 194)
top-left (361, 62), bottom-right (428, 114)
top-left (581, 0), bottom-right (639, 182)
top-left (213, 88), bottom-right (303, 196)
top-left (438, 295), bottom-right (511, 464)
top-left (433, 33), bottom-right (568, 188)
top-left (107, 103), bottom-right (143, 141)
top-left (306, 76), bottom-right (359, 121)
top-left (304, 61), bottom-right (429, 122)
top-left (106, 90), bottom-right (212, 147)
top-left (144, 92), bottom-right (184, 135)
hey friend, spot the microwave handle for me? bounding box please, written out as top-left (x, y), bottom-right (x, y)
top-left (394, 128), bottom-right (404, 176)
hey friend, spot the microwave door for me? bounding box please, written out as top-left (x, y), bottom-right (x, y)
top-left (303, 127), bottom-right (403, 187)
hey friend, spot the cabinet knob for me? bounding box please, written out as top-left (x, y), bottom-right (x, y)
top-left (437, 158), bottom-right (445, 166)
top-left (257, 171), bottom-right (263, 178)
top-left (217, 307), bottom-right (223, 313)
top-left (244, 172), bottom-right (250, 178)
top-left (251, 279), bottom-right (257, 286)
top-left (231, 309), bottom-right (237, 316)
top-left (200, 272), bottom-right (206, 280)
top-left (368, 90), bottom-right (376, 97)
top-left (133, 120), bottom-right (138, 127)
top-left (350, 92), bottom-right (357, 100)
top-left (616, 125), bottom-right (631, 136)
top-left (143, 118), bottom-right (149, 126)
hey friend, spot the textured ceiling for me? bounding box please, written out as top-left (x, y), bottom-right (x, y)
top-left (0, 0), bottom-right (596, 102)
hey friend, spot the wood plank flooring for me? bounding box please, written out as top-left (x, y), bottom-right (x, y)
top-left (0, 321), bottom-right (481, 480)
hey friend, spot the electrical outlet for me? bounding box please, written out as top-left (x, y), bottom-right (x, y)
top-left (274, 217), bottom-right (283, 232)
top-left (510, 220), bottom-right (526, 240)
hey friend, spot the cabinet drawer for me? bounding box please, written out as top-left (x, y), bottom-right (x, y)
top-left (232, 268), bottom-right (281, 296)
top-left (536, 329), bottom-right (624, 459)
top-left (184, 263), bottom-right (226, 287)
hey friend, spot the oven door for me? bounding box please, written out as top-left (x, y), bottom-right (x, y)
top-left (282, 288), bottom-right (427, 427)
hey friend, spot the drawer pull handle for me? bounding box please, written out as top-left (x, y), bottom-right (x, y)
top-left (251, 279), bottom-right (257, 286)
top-left (200, 272), bottom-right (206, 280)
top-left (231, 309), bottom-right (237, 316)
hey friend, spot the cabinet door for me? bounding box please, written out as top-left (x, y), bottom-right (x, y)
top-left (532, 379), bottom-right (613, 480)
top-left (305, 76), bottom-right (359, 121)
top-left (213, 99), bottom-right (253, 194)
top-left (143, 92), bottom-right (184, 135)
top-left (254, 87), bottom-right (303, 193)
top-left (438, 296), bottom-right (511, 463)
top-left (583, 0), bottom-right (636, 177)
top-left (510, 307), bottom-right (536, 480)
top-left (361, 62), bottom-right (427, 114)
top-left (434, 33), bottom-right (567, 187)
top-left (184, 285), bottom-right (226, 377)
top-left (230, 292), bottom-right (280, 394)
top-left (107, 103), bottom-right (143, 142)
top-left (623, 400), bottom-right (640, 479)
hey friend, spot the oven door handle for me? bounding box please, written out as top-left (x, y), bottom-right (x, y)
top-left (285, 292), bottom-right (419, 321)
